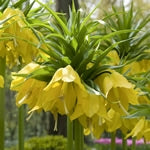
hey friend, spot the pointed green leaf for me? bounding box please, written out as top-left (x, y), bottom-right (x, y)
top-left (35, 0), bottom-right (70, 35)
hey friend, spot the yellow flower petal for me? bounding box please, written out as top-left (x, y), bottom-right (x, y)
top-left (107, 87), bottom-right (137, 114)
top-left (95, 70), bottom-right (135, 96)
top-left (123, 59), bottom-right (150, 75)
top-left (71, 85), bottom-right (107, 120)
top-left (77, 89), bottom-right (100, 118)
top-left (42, 82), bottom-right (77, 115)
top-left (144, 129), bottom-right (150, 142)
top-left (126, 118), bottom-right (145, 139)
top-left (41, 65), bottom-right (82, 115)
top-left (0, 8), bottom-right (39, 67)
top-left (90, 115), bottom-right (105, 138)
top-left (11, 62), bottom-right (40, 91)
top-left (84, 128), bottom-right (91, 135)
top-left (143, 124), bottom-right (150, 142)
top-left (10, 63), bottom-right (47, 111)
top-left (95, 70), bottom-right (138, 114)
top-left (107, 50), bottom-right (120, 65)
top-left (105, 109), bottom-right (122, 132)
top-left (121, 118), bottom-right (138, 133)
top-left (15, 79), bottom-right (47, 109)
top-left (70, 104), bottom-right (83, 120)
top-left (0, 75), bottom-right (4, 88)
top-left (44, 65), bottom-right (85, 91)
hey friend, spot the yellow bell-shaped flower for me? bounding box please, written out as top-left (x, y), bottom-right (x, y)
top-left (120, 118), bottom-right (138, 135)
top-left (16, 78), bottom-right (47, 109)
top-left (11, 62), bottom-right (46, 110)
top-left (0, 8), bottom-right (39, 67)
top-left (125, 118), bottom-right (150, 142)
top-left (126, 117), bottom-right (146, 140)
top-left (31, 65), bottom-right (83, 115)
top-left (105, 108), bottom-right (122, 132)
top-left (11, 62), bottom-right (41, 91)
top-left (70, 89), bottom-right (106, 119)
top-left (78, 114), bottom-right (105, 138)
top-left (123, 59), bottom-right (150, 75)
top-left (95, 70), bottom-right (138, 114)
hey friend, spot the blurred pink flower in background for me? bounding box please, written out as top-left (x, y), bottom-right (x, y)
top-left (95, 138), bottom-right (150, 146)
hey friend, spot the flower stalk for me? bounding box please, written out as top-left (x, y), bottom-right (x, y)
top-left (0, 57), bottom-right (6, 150)
top-left (18, 105), bottom-right (24, 150)
top-left (111, 132), bottom-right (116, 150)
top-left (122, 135), bottom-right (127, 150)
top-left (132, 137), bottom-right (136, 150)
top-left (67, 117), bottom-right (74, 150)
top-left (74, 119), bottom-right (84, 150)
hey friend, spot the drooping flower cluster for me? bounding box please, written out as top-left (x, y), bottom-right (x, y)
top-left (0, 8), bottom-right (39, 68)
top-left (11, 63), bottom-right (139, 138)
top-left (10, 1), bottom-right (150, 141)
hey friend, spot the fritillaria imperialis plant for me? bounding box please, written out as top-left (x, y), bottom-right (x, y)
top-left (99, 2), bottom-right (150, 149)
top-left (0, 0), bottom-right (149, 150)
top-left (0, 1), bottom-right (39, 149)
top-left (9, 1), bottom-right (150, 150)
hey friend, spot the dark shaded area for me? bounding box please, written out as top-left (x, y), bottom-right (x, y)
top-left (48, 114), bottom-right (67, 137)
top-left (56, 0), bottom-right (79, 17)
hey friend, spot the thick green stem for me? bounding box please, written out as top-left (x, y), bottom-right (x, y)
top-left (111, 132), bottom-right (116, 150)
top-left (131, 137), bottom-right (136, 150)
top-left (18, 106), bottom-right (24, 150)
top-left (67, 117), bottom-right (74, 150)
top-left (122, 135), bottom-right (127, 150)
top-left (0, 57), bottom-right (6, 150)
top-left (80, 124), bottom-right (84, 150)
top-left (74, 119), bottom-right (84, 150)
